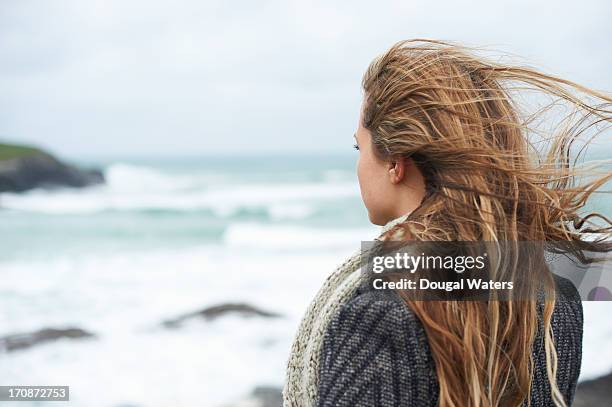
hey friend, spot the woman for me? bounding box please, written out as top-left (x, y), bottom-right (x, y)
top-left (283, 39), bottom-right (612, 407)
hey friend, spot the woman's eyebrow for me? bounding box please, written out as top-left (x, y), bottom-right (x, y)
top-left (353, 133), bottom-right (358, 142)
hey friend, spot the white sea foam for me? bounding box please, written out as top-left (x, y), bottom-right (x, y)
top-left (0, 163), bottom-right (360, 217)
top-left (104, 163), bottom-right (203, 192)
top-left (223, 222), bottom-right (378, 250)
top-left (0, 243), bottom-right (356, 406)
top-left (1, 157), bottom-right (610, 407)
top-left (1, 239), bottom-right (611, 407)
top-left (267, 202), bottom-right (316, 220)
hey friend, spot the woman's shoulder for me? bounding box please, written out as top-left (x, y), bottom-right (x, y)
top-left (545, 274), bottom-right (584, 334)
top-left (326, 289), bottom-right (424, 338)
top-left (317, 290), bottom-right (439, 406)
top-left (551, 274), bottom-right (583, 315)
top-left (323, 273), bottom-right (583, 353)
top-left (317, 276), bottom-right (584, 406)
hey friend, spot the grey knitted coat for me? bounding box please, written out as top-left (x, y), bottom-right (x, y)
top-left (316, 274), bottom-right (583, 406)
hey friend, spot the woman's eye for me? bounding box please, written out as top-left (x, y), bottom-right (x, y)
top-left (353, 143), bottom-right (360, 151)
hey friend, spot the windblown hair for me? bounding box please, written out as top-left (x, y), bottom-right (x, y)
top-left (361, 39), bottom-right (612, 407)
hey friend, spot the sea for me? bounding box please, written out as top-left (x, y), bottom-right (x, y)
top-left (0, 153), bottom-right (611, 406)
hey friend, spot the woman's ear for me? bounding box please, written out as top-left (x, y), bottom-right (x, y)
top-left (388, 157), bottom-right (406, 184)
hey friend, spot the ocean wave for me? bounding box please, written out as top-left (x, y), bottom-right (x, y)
top-left (0, 244), bottom-right (349, 406)
top-left (223, 222), bottom-right (378, 250)
top-left (104, 163), bottom-right (205, 192)
top-left (0, 163), bottom-right (360, 218)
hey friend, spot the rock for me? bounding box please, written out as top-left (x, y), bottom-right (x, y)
top-left (0, 143), bottom-right (104, 192)
top-left (162, 303), bottom-right (281, 328)
top-left (0, 327), bottom-right (95, 352)
top-left (224, 386), bottom-right (283, 407)
top-left (250, 387), bottom-right (283, 407)
top-left (573, 371), bottom-right (612, 407)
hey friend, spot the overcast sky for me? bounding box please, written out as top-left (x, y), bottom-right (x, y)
top-left (0, 0), bottom-right (610, 158)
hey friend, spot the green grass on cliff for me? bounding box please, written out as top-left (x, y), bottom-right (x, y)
top-left (0, 143), bottom-right (45, 160)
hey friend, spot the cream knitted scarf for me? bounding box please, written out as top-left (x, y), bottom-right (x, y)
top-left (282, 213), bottom-right (411, 406)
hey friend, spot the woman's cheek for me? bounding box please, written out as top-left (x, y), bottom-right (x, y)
top-left (357, 160), bottom-right (376, 212)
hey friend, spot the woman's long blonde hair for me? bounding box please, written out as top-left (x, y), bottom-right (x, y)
top-left (362, 39), bottom-right (612, 407)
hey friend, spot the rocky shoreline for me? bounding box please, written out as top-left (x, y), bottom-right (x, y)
top-left (162, 302), bottom-right (282, 328)
top-left (573, 372), bottom-right (612, 407)
top-left (1, 299), bottom-right (610, 406)
top-left (0, 142), bottom-right (104, 193)
top-left (0, 327), bottom-right (95, 352)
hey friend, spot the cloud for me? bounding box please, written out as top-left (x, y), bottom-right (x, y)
top-left (0, 0), bottom-right (610, 157)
